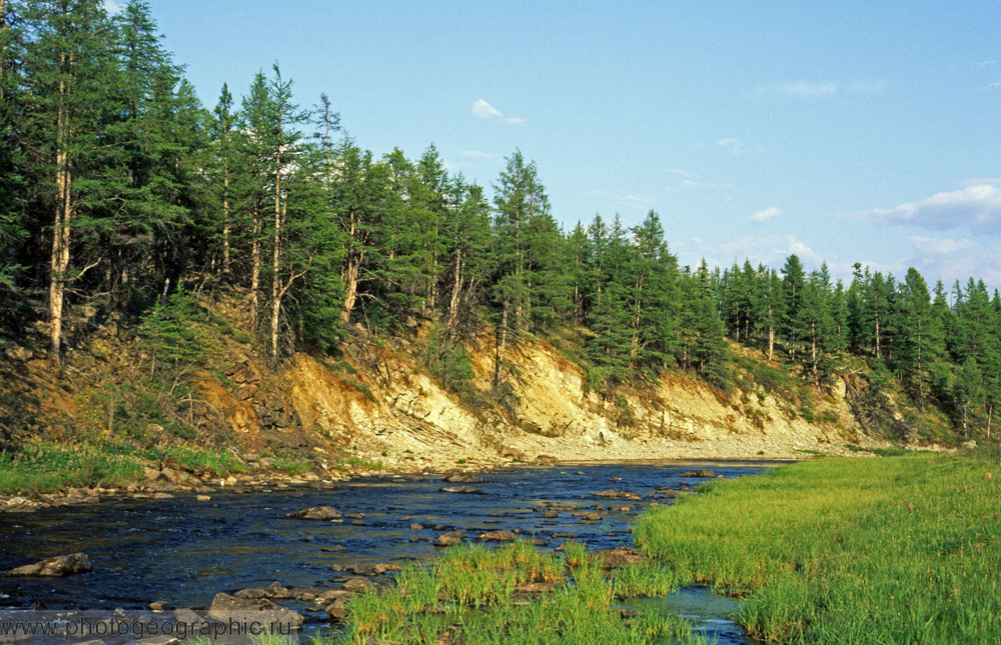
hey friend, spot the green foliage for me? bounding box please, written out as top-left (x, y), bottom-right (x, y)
top-left (337, 540), bottom-right (697, 645)
top-left (634, 454), bottom-right (1001, 642)
top-left (0, 441), bottom-right (144, 493)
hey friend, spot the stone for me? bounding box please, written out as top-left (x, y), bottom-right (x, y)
top-left (442, 473), bottom-right (484, 483)
top-left (438, 486), bottom-right (484, 494)
top-left (148, 601), bottom-right (170, 611)
top-left (287, 505), bottom-right (342, 520)
top-left (477, 529), bottom-right (516, 542)
top-left (594, 490), bottom-right (642, 501)
top-left (207, 593), bottom-right (303, 627)
top-left (266, 581), bottom-right (291, 599)
top-left (351, 563), bottom-right (400, 576)
top-left (342, 577), bottom-right (375, 593)
top-left (680, 469), bottom-right (716, 478)
top-left (433, 530), bottom-right (465, 547)
top-left (233, 588), bottom-right (270, 600)
top-left (541, 510), bottom-right (558, 518)
top-left (590, 547), bottom-right (650, 568)
top-left (499, 447), bottom-right (527, 460)
top-left (195, 495), bottom-right (211, 501)
top-left (152, 493), bottom-right (174, 500)
top-left (573, 511), bottom-right (602, 521)
top-left (325, 596), bottom-right (351, 620)
top-left (8, 553), bottom-right (91, 577)
top-left (535, 455), bottom-right (558, 464)
top-left (409, 523), bottom-right (424, 530)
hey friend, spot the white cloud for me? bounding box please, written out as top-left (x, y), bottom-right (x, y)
top-left (717, 138), bottom-right (745, 155)
top-left (103, 0), bottom-right (124, 14)
top-left (622, 194), bottom-right (653, 208)
top-left (590, 189), bottom-right (654, 210)
top-left (750, 206), bottom-right (781, 224)
top-left (460, 149), bottom-right (500, 160)
top-left (471, 99), bottom-right (524, 126)
top-left (976, 60), bottom-right (999, 68)
top-left (666, 168), bottom-right (696, 178)
top-left (753, 80), bottom-right (885, 98)
top-left (666, 178), bottom-right (733, 193)
top-left (853, 179), bottom-right (1001, 232)
top-left (909, 236), bottom-right (975, 255)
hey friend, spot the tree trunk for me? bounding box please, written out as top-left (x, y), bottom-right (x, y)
top-left (269, 188), bottom-right (284, 363)
top-left (49, 71), bottom-right (71, 364)
top-left (811, 322), bottom-right (818, 387)
top-left (768, 325), bottom-right (775, 361)
top-left (341, 258), bottom-right (361, 326)
top-left (222, 164), bottom-right (230, 277)
top-left (494, 302), bottom-right (508, 387)
top-left (250, 206), bottom-right (261, 331)
top-left (447, 247), bottom-right (462, 330)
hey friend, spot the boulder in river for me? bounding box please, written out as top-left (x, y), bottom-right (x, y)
top-left (207, 593), bottom-right (303, 627)
top-left (442, 473), bottom-right (484, 484)
top-left (8, 553), bottom-right (91, 577)
top-left (233, 588), bottom-right (270, 600)
top-left (679, 469), bottom-right (716, 478)
top-left (342, 576), bottom-right (375, 593)
top-left (433, 530), bottom-right (465, 547)
top-left (576, 511), bottom-right (602, 522)
top-left (593, 490), bottom-right (642, 501)
top-left (287, 505), bottom-right (342, 520)
top-left (477, 529), bottom-right (516, 542)
top-left (590, 547), bottom-right (650, 568)
top-left (438, 486), bottom-right (484, 494)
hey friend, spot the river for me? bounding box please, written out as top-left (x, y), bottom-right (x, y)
top-left (0, 460), bottom-right (781, 643)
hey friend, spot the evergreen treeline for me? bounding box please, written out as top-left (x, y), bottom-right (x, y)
top-left (0, 0), bottom-right (997, 440)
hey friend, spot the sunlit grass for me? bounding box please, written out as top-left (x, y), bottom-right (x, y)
top-left (633, 450), bottom-right (1001, 643)
top-left (334, 539), bottom-right (705, 644)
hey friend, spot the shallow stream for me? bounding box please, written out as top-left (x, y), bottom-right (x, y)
top-left (0, 460), bottom-right (780, 643)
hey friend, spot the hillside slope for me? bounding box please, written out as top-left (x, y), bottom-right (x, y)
top-left (0, 291), bottom-right (890, 475)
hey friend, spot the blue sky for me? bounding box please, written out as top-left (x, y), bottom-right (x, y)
top-left (138, 0), bottom-right (1001, 288)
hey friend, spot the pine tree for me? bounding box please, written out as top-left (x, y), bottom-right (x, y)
top-left (895, 268), bottom-right (943, 404)
top-left (780, 254), bottom-right (805, 360)
top-left (490, 150), bottom-right (549, 384)
top-left (20, 0), bottom-right (118, 362)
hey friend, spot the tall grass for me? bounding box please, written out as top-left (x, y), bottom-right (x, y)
top-left (0, 442), bottom-right (144, 493)
top-left (335, 540), bottom-right (703, 644)
top-left (633, 451), bottom-right (1001, 643)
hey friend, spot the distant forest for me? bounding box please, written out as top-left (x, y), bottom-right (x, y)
top-left (1, 0), bottom-right (998, 440)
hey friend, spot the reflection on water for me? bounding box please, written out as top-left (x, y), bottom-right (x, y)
top-left (0, 460), bottom-right (778, 641)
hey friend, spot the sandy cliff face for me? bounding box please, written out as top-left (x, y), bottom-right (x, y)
top-left (278, 331), bottom-right (871, 470)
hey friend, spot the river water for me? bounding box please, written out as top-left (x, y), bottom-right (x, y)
top-left (0, 460), bottom-right (780, 643)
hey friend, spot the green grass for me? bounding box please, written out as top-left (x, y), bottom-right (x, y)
top-left (0, 441), bottom-right (256, 494)
top-left (0, 442), bottom-right (145, 494)
top-left (333, 540), bottom-right (705, 644)
top-left (270, 456), bottom-right (312, 476)
top-left (633, 451), bottom-right (1001, 643)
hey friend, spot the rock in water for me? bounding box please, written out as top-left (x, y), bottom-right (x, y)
top-left (287, 505), bottom-right (342, 520)
top-left (433, 530), bottom-right (465, 547)
top-left (593, 489), bottom-right (642, 501)
top-left (442, 473), bottom-right (484, 483)
top-left (590, 547), bottom-right (650, 568)
top-left (438, 486), bottom-right (484, 494)
top-left (207, 593), bottom-right (303, 627)
top-left (477, 529), bottom-right (516, 542)
top-left (8, 553), bottom-right (91, 577)
top-left (679, 469), bottom-right (716, 478)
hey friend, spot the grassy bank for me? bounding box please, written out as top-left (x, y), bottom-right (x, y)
top-left (0, 441), bottom-right (251, 494)
top-left (633, 450), bottom-right (1001, 642)
top-left (335, 540), bottom-right (704, 644)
